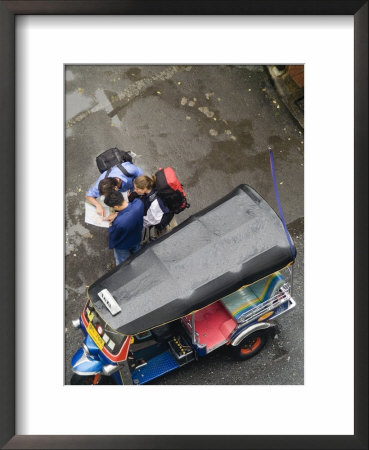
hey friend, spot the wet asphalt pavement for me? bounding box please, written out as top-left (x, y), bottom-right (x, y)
top-left (65, 65), bottom-right (304, 385)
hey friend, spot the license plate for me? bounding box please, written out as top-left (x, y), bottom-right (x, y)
top-left (87, 322), bottom-right (105, 350)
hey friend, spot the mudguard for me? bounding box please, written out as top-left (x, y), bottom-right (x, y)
top-left (231, 322), bottom-right (276, 346)
top-left (71, 347), bottom-right (103, 376)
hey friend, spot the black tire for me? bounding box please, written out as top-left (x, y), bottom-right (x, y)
top-left (70, 374), bottom-right (116, 385)
top-left (233, 329), bottom-right (269, 361)
top-left (70, 374), bottom-right (95, 385)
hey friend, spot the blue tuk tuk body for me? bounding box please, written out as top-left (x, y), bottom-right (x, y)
top-left (71, 185), bottom-right (296, 385)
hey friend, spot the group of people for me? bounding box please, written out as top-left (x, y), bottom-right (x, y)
top-left (86, 160), bottom-right (176, 265)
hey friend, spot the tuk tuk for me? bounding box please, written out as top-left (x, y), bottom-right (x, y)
top-left (71, 184), bottom-right (296, 385)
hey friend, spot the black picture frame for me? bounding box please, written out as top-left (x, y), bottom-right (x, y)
top-left (0, 1), bottom-right (367, 449)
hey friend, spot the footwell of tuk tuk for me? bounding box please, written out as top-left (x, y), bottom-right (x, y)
top-left (129, 335), bottom-right (195, 385)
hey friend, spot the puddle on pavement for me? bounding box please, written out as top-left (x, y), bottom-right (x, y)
top-left (189, 118), bottom-right (257, 176)
top-left (231, 119), bottom-right (254, 148)
top-left (209, 141), bottom-right (249, 174)
top-left (66, 91), bottom-right (95, 122)
top-left (65, 70), bottom-right (75, 81)
top-left (125, 67), bottom-right (143, 81)
top-left (111, 115), bottom-right (121, 128)
top-left (185, 141), bottom-right (269, 189)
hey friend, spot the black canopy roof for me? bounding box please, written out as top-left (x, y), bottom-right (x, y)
top-left (88, 185), bottom-right (296, 335)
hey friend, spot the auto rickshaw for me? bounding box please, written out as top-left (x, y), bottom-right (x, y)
top-left (71, 184), bottom-right (296, 385)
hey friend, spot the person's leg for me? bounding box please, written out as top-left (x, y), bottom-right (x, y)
top-left (155, 217), bottom-right (178, 239)
top-left (113, 248), bottom-right (131, 265)
top-left (130, 243), bottom-right (141, 255)
top-left (140, 227), bottom-right (149, 246)
top-left (168, 217), bottom-right (177, 231)
top-left (149, 226), bottom-right (159, 241)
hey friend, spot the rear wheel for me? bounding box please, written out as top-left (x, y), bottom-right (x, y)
top-left (233, 330), bottom-right (269, 360)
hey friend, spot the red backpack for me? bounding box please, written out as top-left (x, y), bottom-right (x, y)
top-left (155, 167), bottom-right (190, 214)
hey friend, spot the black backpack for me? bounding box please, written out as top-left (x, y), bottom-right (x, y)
top-left (96, 147), bottom-right (133, 174)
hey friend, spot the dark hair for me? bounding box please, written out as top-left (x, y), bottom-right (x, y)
top-left (98, 177), bottom-right (119, 196)
top-left (104, 191), bottom-right (124, 208)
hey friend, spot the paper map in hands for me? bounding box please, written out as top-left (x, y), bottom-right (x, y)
top-left (85, 197), bottom-right (113, 228)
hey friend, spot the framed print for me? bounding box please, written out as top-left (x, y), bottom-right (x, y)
top-left (1, 1), bottom-right (367, 449)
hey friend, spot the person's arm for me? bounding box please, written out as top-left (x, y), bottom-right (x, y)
top-left (136, 166), bottom-right (144, 176)
top-left (86, 177), bottom-right (105, 216)
top-left (124, 162), bottom-right (144, 178)
top-left (85, 195), bottom-right (105, 217)
top-left (143, 199), bottom-right (165, 227)
top-left (106, 212), bottom-right (118, 225)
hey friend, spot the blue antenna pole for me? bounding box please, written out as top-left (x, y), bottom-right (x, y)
top-left (269, 147), bottom-right (296, 259)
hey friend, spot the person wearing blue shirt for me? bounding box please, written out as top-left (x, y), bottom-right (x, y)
top-left (86, 162), bottom-right (144, 218)
top-left (103, 190), bottom-right (144, 265)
